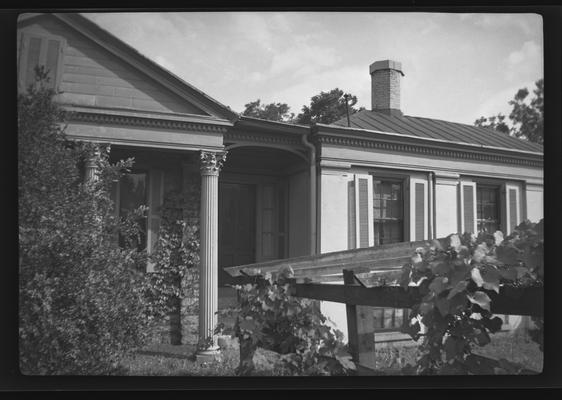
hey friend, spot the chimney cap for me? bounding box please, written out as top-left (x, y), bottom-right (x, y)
top-left (369, 60), bottom-right (404, 76)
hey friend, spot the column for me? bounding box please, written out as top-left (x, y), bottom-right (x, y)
top-left (198, 150), bottom-right (227, 355)
top-left (84, 144), bottom-right (101, 183)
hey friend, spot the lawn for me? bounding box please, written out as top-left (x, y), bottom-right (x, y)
top-left (117, 329), bottom-right (542, 376)
top-left (118, 342), bottom-right (239, 376)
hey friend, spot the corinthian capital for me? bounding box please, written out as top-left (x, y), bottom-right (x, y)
top-left (200, 151), bottom-right (227, 175)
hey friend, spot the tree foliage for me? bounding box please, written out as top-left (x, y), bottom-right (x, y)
top-left (400, 219), bottom-right (543, 375)
top-left (242, 99), bottom-right (295, 122)
top-left (509, 79), bottom-right (544, 145)
top-left (474, 114), bottom-right (510, 134)
top-left (295, 88), bottom-right (364, 125)
top-left (18, 68), bottom-right (155, 374)
top-left (475, 79), bottom-right (543, 145)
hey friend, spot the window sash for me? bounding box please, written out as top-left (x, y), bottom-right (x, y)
top-left (373, 179), bottom-right (404, 245)
top-left (118, 171), bottom-right (149, 252)
top-left (476, 185), bottom-right (500, 233)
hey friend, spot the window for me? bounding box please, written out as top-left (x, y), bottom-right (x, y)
top-left (477, 185), bottom-right (500, 233)
top-left (18, 32), bottom-right (64, 91)
top-left (373, 179), bottom-right (404, 245)
top-left (118, 172), bottom-right (148, 251)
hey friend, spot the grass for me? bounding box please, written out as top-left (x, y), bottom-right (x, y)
top-left (118, 342), bottom-right (239, 376)
top-left (117, 324), bottom-right (542, 376)
top-left (470, 331), bottom-right (543, 373)
top-left (372, 330), bottom-right (543, 374)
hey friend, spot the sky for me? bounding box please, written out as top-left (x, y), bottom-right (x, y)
top-left (84, 12), bottom-right (543, 126)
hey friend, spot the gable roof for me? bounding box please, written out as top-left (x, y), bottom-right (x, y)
top-left (18, 12), bottom-right (239, 122)
top-left (331, 110), bottom-right (543, 154)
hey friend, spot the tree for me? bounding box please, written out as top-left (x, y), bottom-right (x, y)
top-left (474, 79), bottom-right (543, 145)
top-left (242, 99), bottom-right (295, 122)
top-left (509, 79), bottom-right (543, 145)
top-left (295, 88), bottom-right (364, 125)
top-left (18, 67), bottom-right (155, 374)
top-left (474, 114), bottom-right (510, 134)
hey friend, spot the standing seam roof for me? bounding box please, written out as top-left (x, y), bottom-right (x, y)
top-left (332, 110), bottom-right (543, 153)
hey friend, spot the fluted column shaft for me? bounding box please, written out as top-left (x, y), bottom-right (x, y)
top-left (84, 145), bottom-right (101, 183)
top-left (198, 151), bottom-right (226, 353)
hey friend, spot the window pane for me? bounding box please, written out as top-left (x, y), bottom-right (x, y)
top-left (373, 179), bottom-right (404, 245)
top-left (119, 172), bottom-right (148, 251)
top-left (476, 186), bottom-right (500, 233)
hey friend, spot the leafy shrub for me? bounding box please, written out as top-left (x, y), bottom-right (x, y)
top-left (18, 68), bottom-right (154, 374)
top-left (221, 267), bottom-right (355, 376)
top-left (400, 220), bottom-right (543, 375)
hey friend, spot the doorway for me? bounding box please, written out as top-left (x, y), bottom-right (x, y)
top-left (218, 182), bottom-right (257, 286)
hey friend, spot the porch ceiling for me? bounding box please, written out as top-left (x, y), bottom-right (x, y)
top-left (223, 146), bottom-right (307, 176)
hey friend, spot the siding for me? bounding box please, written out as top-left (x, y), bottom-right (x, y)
top-left (18, 15), bottom-right (208, 116)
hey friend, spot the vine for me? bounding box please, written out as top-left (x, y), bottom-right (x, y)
top-left (145, 191), bottom-right (200, 345)
top-left (219, 267), bottom-right (356, 376)
top-left (400, 219), bottom-right (543, 375)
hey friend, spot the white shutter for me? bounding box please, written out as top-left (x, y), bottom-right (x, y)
top-left (459, 181), bottom-right (477, 234)
top-left (505, 184), bottom-right (521, 234)
top-left (147, 169), bottom-right (164, 272)
top-left (353, 174), bottom-right (373, 248)
top-left (18, 32), bottom-right (65, 92)
top-left (409, 178), bottom-right (428, 241)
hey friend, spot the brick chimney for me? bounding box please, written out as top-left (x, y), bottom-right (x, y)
top-left (369, 60), bottom-right (404, 116)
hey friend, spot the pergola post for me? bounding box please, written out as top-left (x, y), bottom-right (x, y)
top-left (197, 150), bottom-right (227, 359)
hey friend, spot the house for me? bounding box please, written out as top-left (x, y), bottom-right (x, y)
top-left (17, 13), bottom-right (543, 352)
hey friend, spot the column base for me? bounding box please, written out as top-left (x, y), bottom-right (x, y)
top-left (196, 346), bottom-right (221, 364)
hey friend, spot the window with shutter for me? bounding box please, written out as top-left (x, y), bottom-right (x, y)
top-left (459, 182), bottom-right (477, 234)
top-left (18, 32), bottom-right (65, 91)
top-left (358, 178), bottom-right (370, 248)
top-left (409, 179), bottom-right (427, 241)
top-left (352, 175), bottom-right (374, 248)
top-left (505, 185), bottom-right (521, 234)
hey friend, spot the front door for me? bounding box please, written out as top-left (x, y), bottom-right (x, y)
top-left (218, 182), bottom-right (256, 285)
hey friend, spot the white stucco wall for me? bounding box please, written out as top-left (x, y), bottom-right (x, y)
top-left (319, 171), bottom-right (350, 253)
top-left (318, 171), bottom-right (351, 340)
top-left (315, 144), bottom-right (542, 342)
top-left (288, 170), bottom-right (310, 257)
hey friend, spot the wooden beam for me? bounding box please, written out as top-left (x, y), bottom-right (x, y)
top-left (291, 283), bottom-right (543, 317)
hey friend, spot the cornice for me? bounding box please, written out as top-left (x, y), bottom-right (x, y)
top-left (67, 110), bottom-right (229, 134)
top-left (314, 134), bottom-right (543, 169)
top-left (224, 130), bottom-right (304, 147)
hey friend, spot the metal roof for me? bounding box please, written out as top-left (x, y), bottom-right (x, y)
top-left (332, 110), bottom-right (543, 153)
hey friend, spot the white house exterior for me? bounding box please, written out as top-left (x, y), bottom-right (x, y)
top-left (18, 13), bottom-right (543, 350)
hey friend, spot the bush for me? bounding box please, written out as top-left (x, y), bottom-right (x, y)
top-left (18, 68), bottom-right (154, 374)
